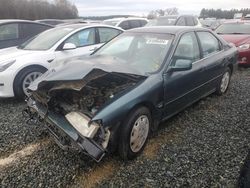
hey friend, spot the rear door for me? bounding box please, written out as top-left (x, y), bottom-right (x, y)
top-left (163, 32), bottom-right (204, 117)
top-left (196, 31), bottom-right (225, 91)
top-left (96, 27), bottom-right (122, 47)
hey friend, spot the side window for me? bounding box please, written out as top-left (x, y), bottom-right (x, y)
top-left (129, 20), bottom-right (141, 29)
top-left (171, 32), bottom-right (200, 65)
top-left (65, 28), bottom-right (95, 47)
top-left (186, 17), bottom-right (195, 26)
top-left (119, 21), bottom-right (130, 30)
top-left (193, 18), bottom-right (198, 26)
top-left (20, 23), bottom-right (51, 39)
top-left (176, 17), bottom-right (186, 26)
top-left (0, 24), bottom-right (19, 41)
top-left (197, 32), bottom-right (221, 57)
top-left (98, 28), bottom-right (121, 43)
top-left (140, 20), bottom-right (148, 27)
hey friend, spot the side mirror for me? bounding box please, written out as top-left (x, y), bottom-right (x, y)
top-left (168, 59), bottom-right (192, 72)
top-left (62, 43), bottom-right (76, 50)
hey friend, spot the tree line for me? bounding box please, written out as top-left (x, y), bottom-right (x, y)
top-left (200, 8), bottom-right (250, 19)
top-left (0, 0), bottom-right (78, 20)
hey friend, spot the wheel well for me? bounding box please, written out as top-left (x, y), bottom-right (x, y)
top-left (13, 65), bottom-right (48, 96)
top-left (15, 65), bottom-right (47, 77)
top-left (228, 64), bottom-right (233, 74)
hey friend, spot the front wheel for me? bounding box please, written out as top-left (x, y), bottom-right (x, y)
top-left (216, 67), bottom-right (231, 95)
top-left (13, 66), bottom-right (47, 98)
top-left (118, 107), bottom-right (151, 160)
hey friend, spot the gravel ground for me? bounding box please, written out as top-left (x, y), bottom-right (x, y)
top-left (0, 69), bottom-right (249, 188)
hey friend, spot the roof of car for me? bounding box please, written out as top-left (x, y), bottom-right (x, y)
top-left (104, 17), bottom-right (148, 22)
top-left (54, 23), bottom-right (123, 31)
top-left (127, 26), bottom-right (208, 35)
top-left (222, 20), bottom-right (250, 24)
top-left (0, 19), bottom-right (53, 27)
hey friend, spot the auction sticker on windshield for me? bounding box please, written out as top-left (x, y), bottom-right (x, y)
top-left (146, 38), bottom-right (169, 45)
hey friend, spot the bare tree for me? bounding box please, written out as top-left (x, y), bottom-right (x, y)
top-left (0, 0), bottom-right (78, 20)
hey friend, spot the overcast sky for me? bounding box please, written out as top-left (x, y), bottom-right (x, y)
top-left (70, 0), bottom-right (249, 17)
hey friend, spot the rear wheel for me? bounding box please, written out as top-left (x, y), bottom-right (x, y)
top-left (13, 66), bottom-right (47, 98)
top-left (118, 107), bottom-right (151, 160)
top-left (216, 67), bottom-right (231, 95)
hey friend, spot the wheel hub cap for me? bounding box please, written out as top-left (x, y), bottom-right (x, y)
top-left (130, 115), bottom-right (149, 153)
top-left (22, 72), bottom-right (42, 95)
top-left (220, 72), bottom-right (230, 93)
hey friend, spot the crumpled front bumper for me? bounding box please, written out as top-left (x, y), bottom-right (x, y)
top-left (25, 98), bottom-right (106, 162)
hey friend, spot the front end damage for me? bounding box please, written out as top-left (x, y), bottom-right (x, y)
top-left (23, 68), bottom-right (145, 162)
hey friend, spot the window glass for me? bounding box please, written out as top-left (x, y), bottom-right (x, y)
top-left (20, 23), bottom-right (51, 39)
top-left (186, 17), bottom-right (194, 26)
top-left (172, 32), bottom-right (200, 65)
top-left (98, 28), bottom-right (121, 43)
top-left (19, 27), bottom-right (73, 50)
top-left (176, 17), bottom-right (186, 26)
top-left (129, 20), bottom-right (141, 29)
top-left (95, 33), bottom-right (173, 75)
top-left (197, 32), bottom-right (221, 57)
top-left (65, 28), bottom-right (95, 47)
top-left (193, 18), bottom-right (198, 25)
top-left (119, 21), bottom-right (130, 30)
top-left (140, 20), bottom-right (148, 27)
top-left (0, 24), bottom-right (19, 41)
top-left (215, 23), bottom-right (250, 34)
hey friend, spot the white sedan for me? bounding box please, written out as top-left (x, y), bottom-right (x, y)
top-left (0, 24), bottom-right (123, 98)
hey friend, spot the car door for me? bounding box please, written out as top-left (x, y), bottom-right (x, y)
top-left (0, 23), bottom-right (20, 49)
top-left (96, 27), bottom-right (122, 47)
top-left (196, 31), bottom-right (225, 92)
top-left (55, 27), bottom-right (100, 62)
top-left (163, 32), bottom-right (205, 117)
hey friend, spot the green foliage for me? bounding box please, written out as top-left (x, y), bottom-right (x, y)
top-left (0, 0), bottom-right (78, 20)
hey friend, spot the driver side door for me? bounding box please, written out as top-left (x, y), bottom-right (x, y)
top-left (55, 28), bottom-right (100, 63)
top-left (163, 32), bottom-right (205, 117)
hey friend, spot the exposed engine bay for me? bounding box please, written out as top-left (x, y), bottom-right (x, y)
top-left (32, 72), bottom-right (141, 118)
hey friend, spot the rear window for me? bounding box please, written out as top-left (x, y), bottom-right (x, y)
top-left (0, 23), bottom-right (19, 41)
top-left (216, 23), bottom-right (250, 34)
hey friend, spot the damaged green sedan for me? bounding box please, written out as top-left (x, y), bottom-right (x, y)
top-left (24, 27), bottom-right (238, 162)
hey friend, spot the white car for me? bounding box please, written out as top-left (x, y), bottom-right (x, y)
top-left (0, 24), bottom-right (123, 98)
top-left (103, 17), bottom-right (148, 30)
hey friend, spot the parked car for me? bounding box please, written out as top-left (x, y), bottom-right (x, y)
top-left (103, 17), bottom-right (148, 30)
top-left (36, 19), bottom-right (66, 26)
top-left (0, 20), bottom-right (52, 49)
top-left (200, 19), bottom-right (223, 30)
top-left (24, 26), bottom-right (238, 162)
top-left (0, 24), bottom-right (123, 98)
top-left (146, 15), bottom-right (202, 27)
top-left (215, 21), bottom-right (250, 67)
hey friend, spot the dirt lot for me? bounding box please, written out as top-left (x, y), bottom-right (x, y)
top-left (0, 69), bottom-right (250, 188)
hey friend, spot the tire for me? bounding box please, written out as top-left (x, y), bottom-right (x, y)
top-left (118, 107), bottom-right (152, 160)
top-left (13, 66), bottom-right (47, 98)
top-left (216, 67), bottom-right (231, 95)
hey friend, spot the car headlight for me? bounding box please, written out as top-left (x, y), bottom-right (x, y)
top-left (238, 44), bottom-right (250, 51)
top-left (0, 60), bottom-right (16, 72)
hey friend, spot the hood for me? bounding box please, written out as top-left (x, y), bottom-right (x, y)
top-left (0, 47), bottom-right (39, 63)
top-left (220, 34), bottom-right (250, 46)
top-left (29, 55), bottom-right (146, 93)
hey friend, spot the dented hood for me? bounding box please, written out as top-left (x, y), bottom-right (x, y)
top-left (28, 55), bottom-right (145, 92)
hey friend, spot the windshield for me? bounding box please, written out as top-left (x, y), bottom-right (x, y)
top-left (216, 23), bottom-right (250, 34)
top-left (19, 27), bottom-right (75, 50)
top-left (146, 16), bottom-right (177, 26)
top-left (103, 20), bottom-right (119, 26)
top-left (94, 33), bottom-right (173, 75)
